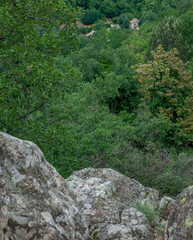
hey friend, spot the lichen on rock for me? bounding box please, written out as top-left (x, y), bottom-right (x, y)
top-left (165, 185), bottom-right (193, 240)
top-left (66, 167), bottom-right (159, 239)
top-left (0, 132), bottom-right (89, 240)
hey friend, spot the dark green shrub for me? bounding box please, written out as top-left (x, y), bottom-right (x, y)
top-left (139, 11), bottom-right (156, 24)
top-left (100, 0), bottom-right (118, 18)
top-left (94, 19), bottom-right (107, 30)
top-left (112, 17), bottom-right (118, 24)
top-left (119, 13), bottom-right (130, 29)
top-left (155, 172), bottom-right (190, 196)
top-left (78, 35), bottom-right (90, 48)
top-left (81, 9), bottom-right (102, 25)
top-left (105, 23), bottom-right (111, 28)
top-left (78, 26), bottom-right (92, 34)
top-left (107, 29), bottom-right (128, 49)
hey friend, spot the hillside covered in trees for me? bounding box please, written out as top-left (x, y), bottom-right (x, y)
top-left (0, 0), bottom-right (193, 196)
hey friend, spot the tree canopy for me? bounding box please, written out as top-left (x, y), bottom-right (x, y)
top-left (1, 0), bottom-right (193, 197)
top-left (0, 0), bottom-right (78, 133)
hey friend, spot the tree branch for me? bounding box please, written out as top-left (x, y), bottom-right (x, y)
top-left (11, 0), bottom-right (47, 21)
top-left (18, 103), bottom-right (44, 120)
top-left (91, 144), bottom-right (132, 168)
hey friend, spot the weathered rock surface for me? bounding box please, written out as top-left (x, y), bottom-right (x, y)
top-left (165, 186), bottom-right (193, 240)
top-left (158, 196), bottom-right (175, 220)
top-left (66, 168), bottom-right (159, 239)
top-left (0, 132), bottom-right (89, 240)
top-left (1, 132), bottom-right (192, 240)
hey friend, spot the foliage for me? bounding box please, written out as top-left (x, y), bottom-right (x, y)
top-left (122, 23), bottom-right (152, 63)
top-left (119, 13), bottom-right (130, 29)
top-left (100, 0), bottom-right (118, 18)
top-left (65, 34), bottom-right (140, 113)
top-left (0, 0), bottom-right (78, 134)
top-left (112, 17), bottom-right (118, 24)
top-left (135, 201), bottom-right (159, 224)
top-left (93, 19), bottom-right (108, 30)
top-left (181, 11), bottom-right (193, 61)
top-left (139, 11), bottom-right (157, 24)
top-left (107, 28), bottom-right (129, 49)
top-left (111, 138), bottom-right (193, 196)
top-left (1, 0), bottom-right (193, 198)
top-left (155, 172), bottom-right (190, 196)
top-left (174, 0), bottom-right (192, 14)
top-left (134, 46), bottom-right (193, 134)
top-left (78, 26), bottom-right (93, 34)
top-left (81, 8), bottom-right (102, 25)
top-left (43, 79), bottom-right (130, 177)
top-left (148, 16), bottom-right (188, 61)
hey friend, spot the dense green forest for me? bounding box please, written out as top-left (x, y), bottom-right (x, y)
top-left (1, 0), bottom-right (193, 196)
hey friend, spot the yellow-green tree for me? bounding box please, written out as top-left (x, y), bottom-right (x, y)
top-left (134, 46), bottom-right (193, 133)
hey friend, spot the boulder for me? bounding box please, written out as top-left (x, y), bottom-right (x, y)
top-left (66, 168), bottom-right (159, 239)
top-left (0, 132), bottom-right (89, 240)
top-left (165, 186), bottom-right (193, 240)
top-left (3, 131), bottom-right (192, 240)
top-left (158, 196), bottom-right (175, 220)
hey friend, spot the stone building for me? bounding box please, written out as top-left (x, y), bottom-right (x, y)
top-left (129, 18), bottom-right (139, 30)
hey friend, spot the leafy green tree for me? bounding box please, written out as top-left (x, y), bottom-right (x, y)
top-left (89, 0), bottom-right (103, 10)
top-left (134, 46), bottom-right (193, 133)
top-left (142, 0), bottom-right (162, 13)
top-left (107, 28), bottom-right (129, 49)
top-left (181, 11), bottom-right (193, 46)
top-left (148, 16), bottom-right (189, 61)
top-left (66, 33), bottom-right (140, 113)
top-left (174, 0), bottom-right (192, 14)
top-left (119, 13), bottom-right (130, 29)
top-left (69, 0), bottom-right (90, 9)
top-left (0, 0), bottom-right (78, 135)
top-left (122, 23), bottom-right (152, 63)
top-left (139, 11), bottom-right (156, 24)
top-left (100, 0), bottom-right (118, 18)
top-left (81, 8), bottom-right (102, 25)
top-left (42, 77), bottom-right (130, 176)
top-left (93, 19), bottom-right (107, 30)
top-left (114, 0), bottom-right (132, 14)
top-left (181, 11), bottom-right (193, 62)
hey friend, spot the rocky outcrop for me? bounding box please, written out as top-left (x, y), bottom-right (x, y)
top-left (66, 168), bottom-right (159, 239)
top-left (1, 132), bottom-right (192, 240)
top-left (158, 196), bottom-right (175, 220)
top-left (0, 132), bottom-right (89, 240)
top-left (165, 186), bottom-right (193, 240)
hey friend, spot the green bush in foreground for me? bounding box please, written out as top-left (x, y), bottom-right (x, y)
top-left (135, 201), bottom-right (159, 224)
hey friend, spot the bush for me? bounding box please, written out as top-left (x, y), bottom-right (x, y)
top-left (155, 172), bottom-right (190, 196)
top-left (107, 29), bottom-right (128, 49)
top-left (78, 26), bottom-right (92, 34)
top-left (135, 202), bottom-right (159, 224)
top-left (110, 133), bottom-right (193, 197)
top-left (78, 35), bottom-right (90, 48)
top-left (112, 17), bottom-right (118, 24)
top-left (100, 0), bottom-right (118, 18)
top-left (94, 19), bottom-right (107, 30)
top-left (81, 9), bottom-right (102, 25)
top-left (119, 13), bottom-right (130, 29)
top-left (139, 11), bottom-right (157, 24)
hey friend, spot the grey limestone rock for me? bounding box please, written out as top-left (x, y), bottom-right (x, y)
top-left (0, 132), bottom-right (89, 240)
top-left (158, 196), bottom-right (175, 220)
top-left (66, 167), bottom-right (159, 239)
top-left (2, 132), bottom-right (192, 240)
top-left (165, 186), bottom-right (193, 240)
